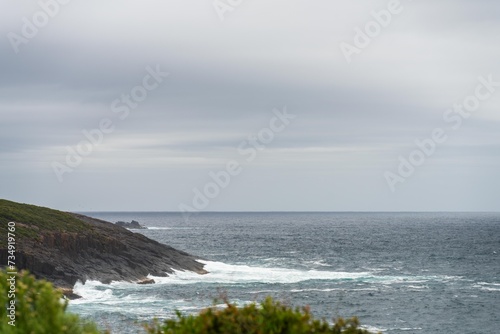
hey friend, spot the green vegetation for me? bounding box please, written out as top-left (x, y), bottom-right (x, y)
top-left (0, 199), bottom-right (93, 246)
top-left (144, 297), bottom-right (374, 334)
top-left (0, 269), bottom-right (103, 334)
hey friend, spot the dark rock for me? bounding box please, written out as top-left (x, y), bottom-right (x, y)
top-left (59, 288), bottom-right (82, 300)
top-left (115, 220), bottom-right (147, 229)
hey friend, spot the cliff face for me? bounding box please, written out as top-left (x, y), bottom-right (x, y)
top-left (0, 200), bottom-right (206, 289)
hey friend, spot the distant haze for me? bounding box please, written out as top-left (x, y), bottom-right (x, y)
top-left (0, 0), bottom-right (499, 212)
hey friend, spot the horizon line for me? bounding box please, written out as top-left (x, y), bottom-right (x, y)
top-left (76, 210), bottom-right (500, 214)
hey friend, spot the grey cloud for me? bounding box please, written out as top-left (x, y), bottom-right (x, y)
top-left (0, 0), bottom-right (499, 210)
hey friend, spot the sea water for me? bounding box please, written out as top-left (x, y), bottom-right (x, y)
top-left (68, 212), bottom-right (500, 333)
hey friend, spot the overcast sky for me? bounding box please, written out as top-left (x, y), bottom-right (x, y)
top-left (1, 0), bottom-right (499, 212)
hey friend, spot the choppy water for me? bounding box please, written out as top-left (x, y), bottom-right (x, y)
top-left (68, 212), bottom-right (500, 333)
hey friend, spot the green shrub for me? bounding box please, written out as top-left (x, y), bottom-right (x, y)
top-left (0, 269), bottom-right (103, 334)
top-left (144, 297), bottom-right (375, 334)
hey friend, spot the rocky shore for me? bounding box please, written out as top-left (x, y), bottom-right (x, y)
top-left (0, 200), bottom-right (207, 297)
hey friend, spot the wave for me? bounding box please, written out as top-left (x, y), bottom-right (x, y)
top-left (71, 280), bottom-right (161, 306)
top-left (72, 281), bottom-right (113, 303)
top-left (149, 261), bottom-right (458, 285)
top-left (478, 287), bottom-right (500, 292)
top-left (71, 260), bottom-right (461, 291)
top-left (406, 285), bottom-right (429, 290)
top-left (473, 282), bottom-right (500, 292)
top-left (361, 325), bottom-right (387, 333)
top-left (477, 282), bottom-right (500, 286)
top-left (361, 325), bottom-right (423, 333)
top-left (290, 288), bottom-right (341, 293)
top-left (70, 260), bottom-right (462, 307)
top-left (149, 260), bottom-right (373, 285)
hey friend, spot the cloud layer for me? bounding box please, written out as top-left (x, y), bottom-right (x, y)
top-left (1, 0), bottom-right (499, 211)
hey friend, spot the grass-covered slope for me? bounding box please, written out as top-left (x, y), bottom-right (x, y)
top-left (0, 199), bottom-right (93, 246)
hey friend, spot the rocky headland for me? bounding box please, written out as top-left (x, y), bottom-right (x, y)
top-left (0, 199), bottom-right (206, 296)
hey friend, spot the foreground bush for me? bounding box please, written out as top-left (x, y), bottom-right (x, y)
top-left (0, 269), bottom-right (102, 334)
top-left (145, 297), bottom-right (374, 334)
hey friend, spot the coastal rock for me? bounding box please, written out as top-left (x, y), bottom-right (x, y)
top-left (115, 220), bottom-right (147, 229)
top-left (137, 278), bottom-right (155, 285)
top-left (58, 288), bottom-right (82, 300)
top-left (0, 199), bottom-right (207, 290)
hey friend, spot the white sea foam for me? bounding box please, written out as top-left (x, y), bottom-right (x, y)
top-left (290, 287), bottom-right (378, 293)
top-left (71, 280), bottom-right (114, 303)
top-left (399, 327), bottom-right (423, 331)
top-left (477, 282), bottom-right (500, 286)
top-left (473, 282), bottom-right (500, 291)
top-left (70, 261), bottom-right (458, 300)
top-left (361, 324), bottom-right (387, 333)
top-left (245, 289), bottom-right (278, 294)
top-left (304, 260), bottom-right (332, 267)
top-left (290, 288), bottom-right (341, 293)
top-left (149, 260), bottom-right (373, 285)
top-left (69, 260), bottom-right (460, 311)
top-left (71, 279), bottom-right (172, 308)
top-left (407, 285), bottom-right (429, 290)
top-left (367, 275), bottom-right (458, 285)
top-left (477, 286), bottom-right (500, 292)
top-left (70, 282), bottom-right (211, 317)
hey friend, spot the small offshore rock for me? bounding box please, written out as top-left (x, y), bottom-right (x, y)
top-left (115, 220), bottom-right (147, 229)
top-left (59, 288), bottom-right (82, 300)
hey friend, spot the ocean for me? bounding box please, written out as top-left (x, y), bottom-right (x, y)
top-left (68, 212), bottom-right (500, 333)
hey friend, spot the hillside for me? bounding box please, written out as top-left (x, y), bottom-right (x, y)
top-left (0, 199), bottom-right (206, 289)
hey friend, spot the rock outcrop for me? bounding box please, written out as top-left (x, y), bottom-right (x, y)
top-left (137, 278), bottom-right (155, 285)
top-left (115, 220), bottom-right (147, 229)
top-left (0, 200), bottom-right (207, 289)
